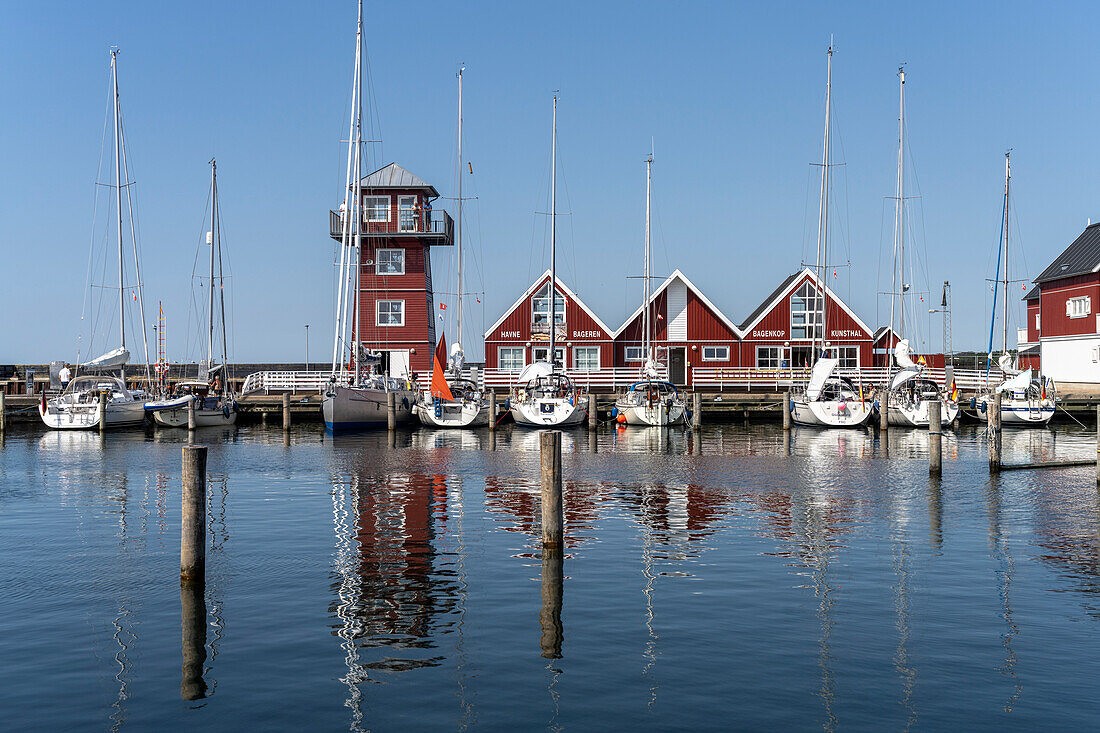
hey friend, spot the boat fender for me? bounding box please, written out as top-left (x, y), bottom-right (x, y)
top-left (685, 408), bottom-right (692, 421)
top-left (402, 396), bottom-right (410, 411)
top-left (223, 404), bottom-right (230, 418)
top-left (504, 397), bottom-right (511, 410)
top-left (616, 413), bottom-right (627, 424)
top-left (610, 406), bottom-right (618, 418)
top-left (969, 397), bottom-right (977, 410)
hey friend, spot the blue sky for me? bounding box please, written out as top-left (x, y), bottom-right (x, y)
top-left (4, 0), bottom-right (1099, 364)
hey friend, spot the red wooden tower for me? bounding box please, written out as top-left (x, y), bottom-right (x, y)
top-left (330, 162), bottom-right (454, 378)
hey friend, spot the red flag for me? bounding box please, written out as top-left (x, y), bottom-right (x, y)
top-left (439, 303), bottom-right (447, 311)
top-left (430, 333), bottom-right (454, 401)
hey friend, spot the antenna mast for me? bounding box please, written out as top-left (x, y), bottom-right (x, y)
top-left (890, 66), bottom-right (906, 355)
top-left (112, 49), bottom-right (126, 380)
top-left (549, 94), bottom-right (558, 368)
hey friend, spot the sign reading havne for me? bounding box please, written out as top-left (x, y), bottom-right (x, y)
top-left (500, 330), bottom-right (521, 339)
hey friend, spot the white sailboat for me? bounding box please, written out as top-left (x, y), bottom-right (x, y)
top-left (41, 50), bottom-right (150, 430)
top-left (510, 95), bottom-right (587, 428)
top-left (416, 66), bottom-right (489, 428)
top-left (322, 0), bottom-right (415, 432)
top-left (790, 43), bottom-right (873, 428)
top-left (974, 153), bottom-right (1055, 426)
top-left (882, 66), bottom-right (959, 427)
top-left (147, 159), bottom-right (238, 427)
top-left (613, 153), bottom-right (687, 426)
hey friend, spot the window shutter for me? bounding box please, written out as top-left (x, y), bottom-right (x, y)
top-left (1087, 296), bottom-right (1092, 314)
top-left (1067, 299), bottom-right (1073, 316)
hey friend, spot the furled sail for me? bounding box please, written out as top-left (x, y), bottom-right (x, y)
top-left (806, 357), bottom-right (839, 401)
top-left (997, 352), bottom-right (1020, 376)
top-left (996, 368), bottom-right (1033, 394)
top-left (893, 339), bottom-right (916, 369)
top-left (82, 346), bottom-right (130, 370)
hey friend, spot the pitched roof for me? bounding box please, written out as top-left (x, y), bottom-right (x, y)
top-left (482, 270), bottom-right (615, 339)
top-left (360, 163), bottom-right (439, 196)
top-left (737, 272), bottom-right (801, 332)
top-left (612, 269), bottom-right (742, 338)
top-left (737, 268), bottom-right (874, 337)
top-left (1022, 285), bottom-right (1039, 301)
top-left (1034, 222), bottom-right (1100, 283)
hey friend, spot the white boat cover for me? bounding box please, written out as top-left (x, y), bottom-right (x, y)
top-left (996, 368), bottom-right (1032, 394)
top-left (997, 352), bottom-right (1021, 376)
top-left (642, 357), bottom-right (659, 378)
top-left (82, 346), bottom-right (130, 370)
top-left (806, 358), bottom-right (840, 401)
top-left (516, 361), bottom-right (554, 383)
top-left (144, 394), bottom-right (194, 411)
top-left (894, 339), bottom-right (915, 368)
top-left (890, 366), bottom-right (921, 390)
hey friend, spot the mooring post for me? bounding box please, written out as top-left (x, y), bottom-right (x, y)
top-left (588, 394), bottom-right (597, 429)
top-left (98, 389), bottom-right (108, 434)
top-left (1095, 405), bottom-right (1100, 486)
top-left (180, 579), bottom-right (208, 700)
top-left (181, 445), bottom-right (207, 583)
top-left (540, 431), bottom-right (563, 548)
top-left (488, 389), bottom-right (497, 431)
top-left (387, 391), bottom-right (396, 431)
top-left (929, 399), bottom-right (942, 477)
top-left (879, 390), bottom-right (889, 433)
top-left (282, 393), bottom-right (291, 431)
top-left (692, 392), bottom-right (702, 429)
top-left (782, 391), bottom-right (792, 431)
top-left (989, 393), bottom-right (1002, 473)
top-left (187, 396), bottom-right (197, 431)
top-left (0, 391), bottom-right (6, 432)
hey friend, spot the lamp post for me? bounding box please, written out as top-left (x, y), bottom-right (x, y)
top-left (305, 324), bottom-right (310, 372)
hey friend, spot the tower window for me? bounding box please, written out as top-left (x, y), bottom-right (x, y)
top-left (364, 196), bottom-right (390, 223)
top-left (790, 282), bottom-right (824, 339)
top-left (376, 300), bottom-right (405, 326)
top-left (376, 248), bottom-right (405, 275)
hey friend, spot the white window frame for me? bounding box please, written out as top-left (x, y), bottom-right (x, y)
top-left (701, 345), bottom-right (729, 362)
top-left (624, 346), bottom-right (645, 362)
top-left (1035, 312), bottom-right (1040, 331)
top-left (397, 195), bottom-right (418, 232)
top-left (376, 299), bottom-right (405, 327)
top-left (532, 346), bottom-right (565, 366)
top-left (498, 346), bottom-right (525, 372)
top-left (826, 345), bottom-right (859, 369)
top-left (364, 195), bottom-right (390, 223)
top-left (531, 283), bottom-right (566, 325)
top-left (756, 345), bottom-right (781, 369)
top-left (375, 248), bottom-right (405, 275)
top-left (790, 282), bottom-right (824, 340)
top-left (573, 346), bottom-right (600, 372)
top-left (1067, 295), bottom-right (1091, 319)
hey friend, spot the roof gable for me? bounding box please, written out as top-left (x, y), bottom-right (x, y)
top-left (738, 267), bottom-right (873, 337)
top-left (1035, 222), bottom-right (1100, 283)
top-left (612, 269), bottom-right (742, 338)
top-left (483, 270), bottom-right (615, 338)
top-left (360, 163), bottom-right (439, 195)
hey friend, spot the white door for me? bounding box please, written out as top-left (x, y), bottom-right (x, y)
top-left (388, 350), bottom-right (411, 379)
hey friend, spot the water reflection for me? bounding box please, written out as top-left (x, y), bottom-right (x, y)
top-left (181, 580), bottom-right (208, 700)
top-left (986, 478), bottom-right (1023, 712)
top-left (539, 547), bottom-right (564, 659)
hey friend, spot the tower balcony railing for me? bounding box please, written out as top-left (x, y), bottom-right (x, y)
top-left (329, 208), bottom-right (454, 244)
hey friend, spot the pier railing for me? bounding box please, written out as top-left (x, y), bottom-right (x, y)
top-left (240, 371), bottom-right (347, 395)
top-left (329, 209), bottom-right (455, 243)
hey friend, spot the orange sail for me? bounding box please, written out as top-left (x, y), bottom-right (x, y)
top-left (430, 333), bottom-right (454, 401)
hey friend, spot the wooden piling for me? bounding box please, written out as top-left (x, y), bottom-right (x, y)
top-left (180, 445), bottom-right (207, 583)
top-left (0, 391), bottom-right (6, 432)
top-left (929, 399), bottom-right (942, 477)
top-left (98, 389), bottom-right (108, 434)
top-left (540, 431), bottom-right (563, 548)
top-left (988, 393), bottom-right (1002, 473)
top-left (539, 545), bottom-right (564, 659)
top-left (782, 391), bottom-right (791, 431)
top-left (282, 393), bottom-right (291, 431)
top-left (879, 391), bottom-right (889, 432)
top-left (488, 389), bottom-right (497, 431)
top-left (387, 391), bottom-right (396, 431)
top-left (180, 579), bottom-right (208, 700)
top-left (588, 394), bottom-right (597, 429)
top-left (692, 393), bottom-right (702, 429)
top-left (187, 396), bottom-right (197, 431)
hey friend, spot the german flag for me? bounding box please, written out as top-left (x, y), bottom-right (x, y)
top-left (949, 379), bottom-right (958, 402)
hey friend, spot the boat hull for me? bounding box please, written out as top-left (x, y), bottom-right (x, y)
top-left (511, 398), bottom-right (586, 427)
top-left (152, 405), bottom-right (238, 427)
top-left (323, 385), bottom-right (415, 432)
top-left (974, 394), bottom-right (1055, 426)
top-left (415, 399), bottom-right (490, 428)
top-left (887, 400), bottom-right (960, 427)
top-left (790, 398), bottom-right (873, 427)
top-left (39, 399), bottom-right (147, 430)
top-left (614, 400), bottom-right (687, 426)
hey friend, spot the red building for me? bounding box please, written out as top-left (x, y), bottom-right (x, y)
top-left (1018, 286), bottom-right (1041, 371)
top-left (329, 163), bottom-right (454, 377)
top-left (1029, 222), bottom-right (1100, 382)
top-left (613, 270), bottom-right (742, 386)
top-left (736, 268), bottom-right (874, 370)
top-left (482, 271), bottom-right (616, 376)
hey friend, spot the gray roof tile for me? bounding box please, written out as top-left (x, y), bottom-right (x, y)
top-left (360, 163), bottom-right (439, 195)
top-left (1035, 223), bottom-right (1100, 283)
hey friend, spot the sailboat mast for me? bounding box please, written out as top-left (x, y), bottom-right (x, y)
top-left (456, 66), bottom-right (464, 353)
top-left (1002, 151), bottom-right (1011, 356)
top-left (644, 153), bottom-right (652, 367)
top-left (814, 42), bottom-right (833, 362)
top-left (112, 49), bottom-right (126, 380)
top-left (208, 160), bottom-right (217, 370)
top-left (352, 0), bottom-right (363, 387)
top-left (890, 67), bottom-right (906, 349)
top-left (549, 94), bottom-right (557, 367)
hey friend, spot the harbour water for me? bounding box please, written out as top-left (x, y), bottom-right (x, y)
top-left (3, 422), bottom-right (1099, 730)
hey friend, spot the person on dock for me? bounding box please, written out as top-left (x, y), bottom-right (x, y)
top-left (59, 364), bottom-right (71, 390)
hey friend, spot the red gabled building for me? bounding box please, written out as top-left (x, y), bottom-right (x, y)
top-left (482, 271), bottom-right (616, 376)
top-left (1018, 286), bottom-right (1041, 371)
top-left (737, 267), bottom-right (874, 370)
top-left (329, 163), bottom-right (454, 377)
top-left (613, 270), bottom-right (742, 386)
